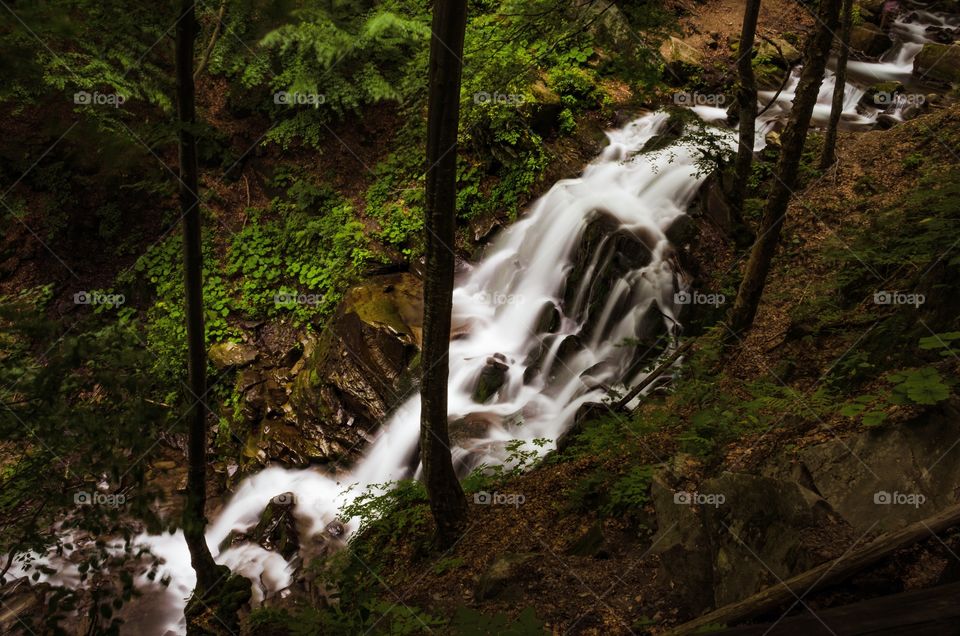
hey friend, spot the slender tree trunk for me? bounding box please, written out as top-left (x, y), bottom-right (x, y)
top-left (420, 0), bottom-right (469, 548)
top-left (727, 0), bottom-right (842, 339)
top-left (820, 0), bottom-right (854, 169)
top-left (729, 0), bottom-right (763, 243)
top-left (177, 0), bottom-right (219, 595)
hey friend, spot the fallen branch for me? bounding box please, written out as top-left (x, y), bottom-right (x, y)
top-left (613, 339), bottom-right (695, 412)
top-left (194, 0), bottom-right (226, 81)
top-left (665, 502), bottom-right (960, 635)
top-left (755, 34), bottom-right (796, 119)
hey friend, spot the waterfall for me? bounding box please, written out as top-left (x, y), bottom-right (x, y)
top-left (8, 7), bottom-right (957, 634)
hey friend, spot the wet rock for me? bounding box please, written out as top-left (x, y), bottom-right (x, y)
top-left (534, 300), bottom-right (562, 334)
top-left (472, 354), bottom-right (509, 403)
top-left (641, 111), bottom-right (686, 153)
top-left (691, 172), bottom-right (736, 234)
top-left (901, 102), bottom-right (926, 121)
top-left (252, 493), bottom-right (300, 560)
top-left (209, 341), bottom-right (258, 370)
top-left (859, 81), bottom-right (904, 109)
top-left (914, 43), bottom-right (960, 84)
top-left (665, 214), bottom-right (698, 247)
top-left (280, 340), bottom-right (304, 369)
top-left (925, 24), bottom-right (960, 44)
top-left (850, 24), bottom-right (894, 58)
top-left (876, 113), bottom-right (900, 129)
top-left (287, 273), bottom-right (423, 462)
top-left (562, 211), bottom-right (656, 330)
top-left (474, 552), bottom-right (538, 601)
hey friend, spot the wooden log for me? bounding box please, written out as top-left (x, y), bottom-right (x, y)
top-left (613, 339), bottom-right (694, 412)
top-left (665, 503), bottom-right (960, 635)
top-left (709, 580), bottom-right (960, 634)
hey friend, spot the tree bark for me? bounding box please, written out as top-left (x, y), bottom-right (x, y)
top-left (420, 0), bottom-right (469, 548)
top-left (726, 0), bottom-right (842, 339)
top-left (820, 0), bottom-right (854, 170)
top-left (729, 0), bottom-right (762, 242)
top-left (665, 503), bottom-right (960, 635)
top-left (177, 0), bottom-right (220, 595)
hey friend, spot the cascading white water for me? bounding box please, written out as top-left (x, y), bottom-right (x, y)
top-left (122, 111), bottom-right (706, 635)
top-left (754, 9), bottom-right (959, 141)
top-left (8, 7), bottom-right (957, 635)
top-left (4, 111), bottom-right (707, 635)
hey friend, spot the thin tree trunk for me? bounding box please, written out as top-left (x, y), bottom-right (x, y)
top-left (420, 0), bottom-right (469, 548)
top-left (177, 0), bottom-right (219, 595)
top-left (820, 0), bottom-right (854, 169)
top-left (729, 0), bottom-right (762, 241)
top-left (726, 0), bottom-right (842, 339)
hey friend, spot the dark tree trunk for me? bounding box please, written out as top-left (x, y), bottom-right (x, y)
top-left (820, 0), bottom-right (854, 169)
top-left (177, 0), bottom-right (220, 595)
top-left (420, 0), bottom-right (469, 548)
top-left (729, 0), bottom-right (763, 242)
top-left (727, 0), bottom-right (842, 339)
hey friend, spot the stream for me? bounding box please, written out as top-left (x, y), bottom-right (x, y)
top-left (7, 6), bottom-right (958, 634)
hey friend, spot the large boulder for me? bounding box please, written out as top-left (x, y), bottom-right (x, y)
top-left (650, 470), bottom-right (853, 613)
top-left (660, 37), bottom-right (704, 85)
top-left (562, 211), bottom-right (657, 331)
top-left (472, 353), bottom-right (510, 403)
top-left (850, 24), bottom-right (894, 58)
top-left (287, 272), bottom-right (423, 462)
top-left (251, 493), bottom-right (300, 560)
top-left (763, 406), bottom-right (960, 533)
top-left (859, 81), bottom-right (905, 109)
top-left (757, 36), bottom-right (802, 67)
top-left (913, 43), bottom-right (960, 84)
top-left (209, 341), bottom-right (259, 370)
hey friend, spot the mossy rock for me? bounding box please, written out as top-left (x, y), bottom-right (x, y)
top-left (914, 43), bottom-right (960, 84)
top-left (859, 81), bottom-right (905, 108)
top-left (850, 24), bottom-right (893, 58)
top-left (475, 552), bottom-right (539, 601)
